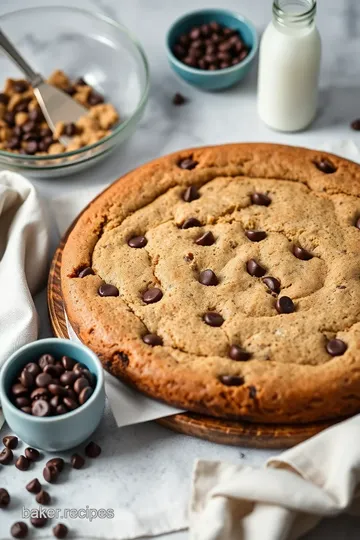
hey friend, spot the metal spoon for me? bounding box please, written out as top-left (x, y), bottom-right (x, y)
top-left (0, 28), bottom-right (87, 145)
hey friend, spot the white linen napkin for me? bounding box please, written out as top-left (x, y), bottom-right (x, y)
top-left (190, 139), bottom-right (360, 540)
top-left (0, 171), bottom-right (49, 428)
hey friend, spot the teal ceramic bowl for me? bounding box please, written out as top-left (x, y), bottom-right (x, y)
top-left (166, 9), bottom-right (258, 91)
top-left (0, 338), bottom-right (105, 451)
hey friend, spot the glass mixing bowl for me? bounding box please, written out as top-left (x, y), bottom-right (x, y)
top-left (0, 6), bottom-right (149, 177)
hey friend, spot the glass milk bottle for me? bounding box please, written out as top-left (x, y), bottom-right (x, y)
top-left (257, 0), bottom-right (321, 132)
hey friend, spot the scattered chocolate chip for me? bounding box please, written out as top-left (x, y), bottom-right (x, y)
top-left (262, 276), bottom-right (281, 294)
top-left (82, 369), bottom-right (95, 386)
top-left (15, 455), bottom-right (30, 471)
top-left (12, 383), bottom-right (28, 396)
top-left (314, 158), bottom-right (337, 174)
top-left (203, 312), bottom-right (224, 327)
top-left (98, 283), bottom-right (119, 297)
top-left (199, 269), bottom-right (218, 286)
top-left (351, 119), bottom-right (360, 131)
top-left (173, 92), bottom-right (186, 105)
top-left (219, 375), bottom-right (244, 386)
top-left (40, 127), bottom-right (53, 138)
top-left (28, 108), bottom-right (44, 122)
top-left (3, 435), bottom-right (18, 449)
top-left (128, 235), bottom-right (147, 248)
top-left (246, 259), bottom-right (266, 278)
top-left (25, 448), bottom-right (40, 462)
top-left (182, 217), bottom-right (201, 229)
top-left (30, 515), bottom-right (47, 528)
top-left (0, 92), bottom-right (9, 105)
top-left (179, 158), bottom-right (198, 170)
top-left (39, 354), bottom-right (56, 369)
top-left (63, 397), bottom-right (79, 410)
top-left (79, 386), bottom-right (93, 405)
top-left (4, 111), bottom-right (15, 126)
top-left (293, 245), bottom-right (313, 260)
top-left (45, 364), bottom-right (64, 377)
top-left (32, 400), bottom-right (51, 417)
top-left (142, 333), bottom-right (163, 346)
top-left (26, 478), bottom-right (41, 494)
top-left (10, 522), bottom-right (28, 538)
top-left (43, 465), bottom-right (58, 483)
top-left (85, 441), bottom-right (101, 458)
top-left (62, 356), bottom-right (76, 370)
top-left (184, 253), bottom-right (194, 262)
top-left (78, 266), bottom-right (94, 278)
top-left (229, 345), bottom-right (251, 361)
top-left (142, 287), bottom-right (163, 304)
top-left (0, 487), bottom-right (10, 507)
top-left (7, 137), bottom-right (21, 150)
top-left (36, 372), bottom-right (52, 387)
top-left (0, 447), bottom-right (13, 464)
top-left (71, 453), bottom-right (85, 469)
top-left (326, 338), bottom-right (347, 356)
top-left (195, 231), bottom-right (215, 246)
top-left (36, 489), bottom-right (51, 505)
top-left (22, 120), bottom-right (36, 133)
top-left (24, 140), bottom-right (38, 154)
top-left (48, 384), bottom-right (67, 397)
top-left (15, 397), bottom-right (30, 408)
top-left (276, 296), bottom-right (295, 314)
top-left (13, 81), bottom-right (28, 93)
top-left (60, 371), bottom-right (76, 386)
top-left (73, 377), bottom-right (90, 394)
top-left (183, 185), bottom-right (200, 202)
top-left (20, 370), bottom-right (34, 388)
top-left (251, 192), bottom-right (271, 206)
top-left (46, 458), bottom-right (64, 473)
top-left (64, 122), bottom-right (77, 136)
top-left (24, 362), bottom-right (41, 377)
top-left (13, 125), bottom-right (23, 137)
top-left (53, 524), bottom-right (68, 538)
top-left (245, 230), bottom-right (267, 242)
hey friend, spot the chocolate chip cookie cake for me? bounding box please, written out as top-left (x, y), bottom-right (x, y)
top-left (61, 143), bottom-right (360, 424)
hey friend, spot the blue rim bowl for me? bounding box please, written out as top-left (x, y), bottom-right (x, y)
top-left (0, 338), bottom-right (105, 451)
top-left (166, 8), bottom-right (258, 91)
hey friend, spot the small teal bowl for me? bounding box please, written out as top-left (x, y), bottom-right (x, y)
top-left (0, 338), bottom-right (105, 451)
top-left (166, 9), bottom-right (258, 91)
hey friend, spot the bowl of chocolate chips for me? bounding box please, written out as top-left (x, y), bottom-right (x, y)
top-left (0, 338), bottom-right (105, 451)
top-left (166, 9), bottom-right (258, 90)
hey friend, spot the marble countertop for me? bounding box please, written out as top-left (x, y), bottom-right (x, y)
top-left (1, 0), bottom-right (360, 538)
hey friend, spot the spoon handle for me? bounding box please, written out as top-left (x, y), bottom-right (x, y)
top-left (0, 28), bottom-right (43, 87)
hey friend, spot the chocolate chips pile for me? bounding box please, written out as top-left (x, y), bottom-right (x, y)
top-left (10, 354), bottom-right (96, 417)
top-left (0, 433), bottom-right (102, 538)
top-left (172, 21), bottom-right (250, 70)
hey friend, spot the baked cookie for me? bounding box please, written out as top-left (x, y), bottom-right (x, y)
top-left (61, 143), bottom-right (360, 423)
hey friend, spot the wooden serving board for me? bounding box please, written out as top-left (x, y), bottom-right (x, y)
top-left (48, 194), bottom-right (338, 449)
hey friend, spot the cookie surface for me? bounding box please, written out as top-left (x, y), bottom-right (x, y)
top-left (61, 143), bottom-right (360, 423)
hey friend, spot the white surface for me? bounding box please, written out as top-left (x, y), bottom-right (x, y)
top-left (1, 0), bottom-right (360, 538)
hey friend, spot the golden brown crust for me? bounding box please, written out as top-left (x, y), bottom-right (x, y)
top-left (61, 143), bottom-right (360, 423)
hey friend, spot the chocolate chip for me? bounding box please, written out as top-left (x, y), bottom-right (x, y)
top-left (26, 478), bottom-right (41, 494)
top-left (182, 217), bottom-right (201, 229)
top-left (98, 283), bottom-right (119, 297)
top-left (64, 85), bottom-right (76, 95)
top-left (249, 385), bottom-right (257, 398)
top-left (229, 345), bottom-right (251, 361)
top-left (0, 447), bottom-right (13, 464)
top-left (251, 192), bottom-right (271, 206)
top-left (53, 524), bottom-right (68, 538)
top-left (3, 435), bottom-right (18, 449)
top-left (73, 362), bottom-right (85, 374)
top-left (13, 81), bottom-right (28, 93)
top-left (12, 383), bottom-right (28, 396)
top-left (245, 230), bottom-right (267, 242)
top-left (4, 111), bottom-right (15, 126)
top-left (44, 364), bottom-right (64, 377)
top-left (25, 448), bottom-right (40, 462)
top-left (64, 122), bottom-right (77, 136)
top-left (74, 377), bottom-right (90, 394)
top-left (179, 158), bottom-right (198, 170)
top-left (16, 397), bottom-right (30, 408)
top-left (15, 455), bottom-right (30, 471)
top-left (36, 372), bottom-right (52, 387)
top-left (79, 386), bottom-right (93, 405)
top-left (63, 397), bottom-right (79, 410)
top-left (31, 387), bottom-right (50, 400)
top-left (40, 127), bottom-right (53, 138)
top-left (46, 458), bottom-right (64, 473)
top-left (75, 77), bottom-right (87, 86)
top-left (65, 387), bottom-right (78, 401)
top-left (246, 259), bottom-right (266, 278)
top-left (142, 287), bottom-right (163, 304)
top-left (62, 356), bottom-right (76, 370)
top-left (355, 217), bottom-right (360, 230)
top-left (263, 276), bottom-right (281, 294)
top-left (25, 362), bottom-right (40, 376)
top-left (19, 370), bottom-right (34, 388)
top-left (195, 231), bottom-right (215, 246)
top-left (39, 354), bottom-right (56, 369)
top-left (351, 119), bottom-right (360, 131)
top-left (0, 92), bottom-right (9, 105)
top-left (50, 395), bottom-right (61, 409)
top-left (184, 253), bottom-right (194, 262)
top-left (293, 245), bottom-right (313, 260)
top-left (32, 400), bottom-right (51, 417)
top-left (183, 185), bottom-right (200, 202)
top-left (128, 235), bottom-right (147, 248)
top-left (173, 92), bottom-right (186, 105)
top-left (199, 269), bottom-right (218, 286)
top-left (88, 91), bottom-right (104, 106)
top-left (315, 158), bottom-right (336, 174)
top-left (78, 266), bottom-right (94, 278)
top-left (71, 453), bottom-right (85, 469)
top-left (219, 375), bottom-right (244, 386)
top-left (203, 312), bottom-right (224, 327)
top-left (13, 125), bottom-right (23, 137)
top-left (326, 338), bottom-right (347, 356)
top-left (143, 333), bottom-right (163, 346)
top-left (48, 384), bottom-right (67, 397)
top-left (24, 140), bottom-right (38, 155)
top-left (276, 296), bottom-right (295, 314)
top-left (0, 487), bottom-right (10, 507)
top-left (36, 489), bottom-right (51, 505)
top-left (10, 522), bottom-right (28, 538)
top-left (7, 137), bottom-right (21, 150)
top-left (21, 407), bottom-right (32, 414)
top-left (31, 515), bottom-right (47, 528)
top-left (56, 405), bottom-right (68, 415)
top-left (82, 369), bottom-right (95, 386)
top-left (85, 441), bottom-right (101, 458)
top-left (43, 465), bottom-right (58, 483)
top-left (28, 108), bottom-right (44, 122)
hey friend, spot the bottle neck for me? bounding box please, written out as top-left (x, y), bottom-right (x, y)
top-left (273, 0), bottom-right (316, 33)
